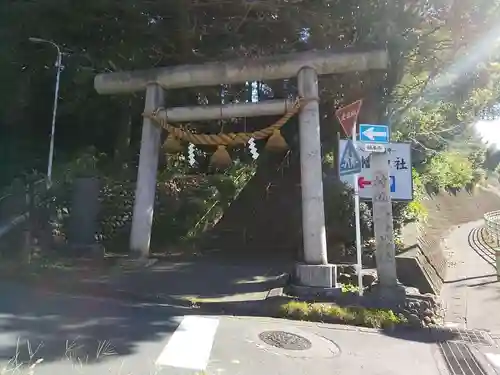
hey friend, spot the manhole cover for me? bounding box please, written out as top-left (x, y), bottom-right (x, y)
top-left (258, 330), bottom-right (312, 350)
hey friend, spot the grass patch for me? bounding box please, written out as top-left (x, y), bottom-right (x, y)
top-left (278, 300), bottom-right (407, 329)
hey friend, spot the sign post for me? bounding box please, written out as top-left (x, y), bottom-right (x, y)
top-left (358, 123), bottom-right (400, 295)
top-left (371, 152), bottom-right (399, 290)
top-left (336, 100), bottom-right (363, 296)
top-left (351, 127), bottom-right (364, 296)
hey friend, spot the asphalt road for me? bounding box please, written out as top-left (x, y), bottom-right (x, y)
top-left (0, 282), bottom-right (454, 375)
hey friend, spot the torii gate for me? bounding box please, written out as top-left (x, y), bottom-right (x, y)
top-left (94, 49), bottom-right (388, 288)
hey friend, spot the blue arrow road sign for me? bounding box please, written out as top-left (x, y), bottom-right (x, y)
top-left (339, 140), bottom-right (362, 176)
top-left (359, 124), bottom-right (390, 144)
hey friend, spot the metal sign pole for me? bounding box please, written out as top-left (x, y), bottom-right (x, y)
top-left (335, 100), bottom-right (364, 297)
top-left (352, 124), bottom-right (363, 296)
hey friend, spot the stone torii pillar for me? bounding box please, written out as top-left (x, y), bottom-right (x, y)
top-left (94, 49), bottom-right (388, 287)
top-left (297, 67), bottom-right (327, 263)
top-left (130, 84), bottom-right (165, 256)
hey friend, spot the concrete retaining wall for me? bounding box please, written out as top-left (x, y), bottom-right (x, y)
top-left (399, 185), bottom-right (500, 294)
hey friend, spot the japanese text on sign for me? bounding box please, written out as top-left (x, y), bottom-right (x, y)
top-left (340, 110), bottom-right (357, 122)
top-left (338, 140), bottom-right (413, 201)
top-left (361, 155), bottom-right (409, 171)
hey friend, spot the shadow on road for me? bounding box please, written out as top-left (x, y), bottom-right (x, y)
top-left (0, 255), bottom-right (292, 368)
top-left (0, 255), bottom-right (292, 304)
top-left (381, 326), bottom-right (467, 344)
top-left (0, 282), bottom-right (185, 367)
top-left (108, 257), bottom-right (291, 300)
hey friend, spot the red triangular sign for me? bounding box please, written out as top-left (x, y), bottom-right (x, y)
top-left (335, 100), bottom-right (363, 137)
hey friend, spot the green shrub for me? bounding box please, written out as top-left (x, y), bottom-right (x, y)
top-left (403, 200), bottom-right (428, 222)
top-left (422, 151), bottom-right (474, 191)
top-left (279, 300), bottom-right (310, 320)
top-left (323, 181), bottom-right (373, 256)
top-left (396, 169), bottom-right (428, 224)
top-left (468, 148), bottom-right (486, 170)
top-left (21, 148), bottom-right (257, 254)
top-left (472, 168), bottom-right (485, 184)
top-left (277, 301), bottom-right (407, 329)
top-left (341, 283), bottom-right (361, 294)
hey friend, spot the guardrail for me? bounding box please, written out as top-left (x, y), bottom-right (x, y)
top-left (483, 210), bottom-right (500, 279)
top-left (484, 210), bottom-right (500, 246)
top-left (0, 178), bottom-right (49, 256)
top-left (0, 187), bottom-right (29, 238)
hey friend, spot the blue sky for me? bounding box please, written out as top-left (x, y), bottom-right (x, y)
top-left (475, 120), bottom-right (500, 149)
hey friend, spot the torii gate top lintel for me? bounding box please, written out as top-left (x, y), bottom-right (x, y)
top-left (94, 49), bottom-right (388, 95)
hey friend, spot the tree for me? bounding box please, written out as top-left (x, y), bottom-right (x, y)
top-left (2, 1), bottom-right (499, 169)
top-left (2, 0), bottom-right (500, 245)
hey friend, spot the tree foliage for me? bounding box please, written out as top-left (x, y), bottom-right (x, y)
top-left (1, 1), bottom-right (499, 167)
top-left (2, 0), bottom-right (500, 250)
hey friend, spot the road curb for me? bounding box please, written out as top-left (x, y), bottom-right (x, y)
top-left (194, 294), bottom-right (290, 317)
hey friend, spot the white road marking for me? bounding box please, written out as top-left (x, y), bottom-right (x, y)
top-left (484, 353), bottom-right (500, 370)
top-left (155, 315), bottom-right (219, 370)
top-left (444, 321), bottom-right (462, 328)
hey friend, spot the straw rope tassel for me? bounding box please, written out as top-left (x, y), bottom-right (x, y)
top-left (265, 129), bottom-right (288, 152)
top-left (163, 133), bottom-right (183, 154)
top-left (211, 145), bottom-right (232, 169)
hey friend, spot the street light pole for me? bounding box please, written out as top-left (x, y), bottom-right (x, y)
top-left (28, 37), bottom-right (63, 188)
